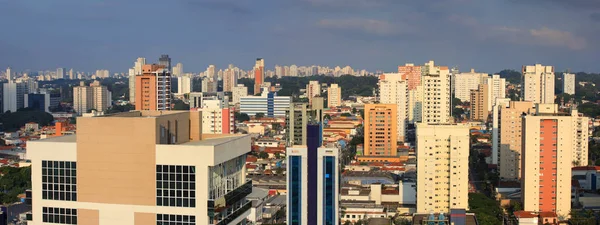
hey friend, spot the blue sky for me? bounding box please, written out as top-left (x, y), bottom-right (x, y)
top-left (1, 0), bottom-right (599, 73)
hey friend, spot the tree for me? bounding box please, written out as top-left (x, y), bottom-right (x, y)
top-left (0, 110), bottom-right (54, 132)
top-left (172, 99), bottom-right (190, 110)
top-left (255, 113), bottom-right (265, 119)
top-left (324, 114), bottom-right (332, 120)
top-left (258, 152), bottom-right (269, 159)
top-left (275, 167), bottom-right (284, 175)
top-left (340, 113), bottom-right (352, 117)
top-left (272, 123), bottom-right (282, 131)
top-left (235, 112), bottom-right (250, 122)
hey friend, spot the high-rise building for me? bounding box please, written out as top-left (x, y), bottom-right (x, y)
top-left (327, 84), bottom-right (341, 108)
top-left (2, 82), bottom-right (28, 112)
top-left (486, 74), bottom-right (506, 110)
top-left (289, 65), bottom-right (298, 77)
top-left (201, 77), bottom-right (217, 93)
top-left (25, 93), bottom-right (60, 113)
top-left (469, 84), bottom-right (489, 121)
top-left (421, 61), bottom-right (451, 124)
top-left (416, 123), bottom-right (469, 213)
top-left (232, 85), bottom-right (248, 105)
top-left (287, 124), bottom-right (339, 225)
top-left (398, 63), bottom-right (421, 90)
top-left (275, 65), bottom-right (283, 76)
top-left (195, 97), bottom-right (234, 134)
top-left (254, 58), bottom-right (265, 95)
top-left (379, 73), bottom-right (408, 141)
top-left (56, 68), bottom-right (65, 79)
top-left (68, 68), bottom-right (74, 80)
top-left (159, 54), bottom-right (172, 71)
top-left (129, 58), bottom-right (146, 104)
top-left (498, 101), bottom-right (535, 180)
top-left (172, 63), bottom-right (183, 77)
top-left (453, 69), bottom-right (489, 102)
top-left (521, 104), bottom-right (579, 217)
top-left (240, 89), bottom-right (291, 117)
top-left (364, 104), bottom-right (397, 157)
top-left (306, 81), bottom-right (321, 105)
top-left (286, 103), bottom-right (309, 146)
top-left (135, 64), bottom-right (171, 111)
top-left (73, 81), bottom-right (112, 115)
top-left (95, 70), bottom-right (109, 78)
top-left (522, 64), bottom-right (555, 104)
top-left (28, 111), bottom-right (252, 225)
top-left (491, 98), bottom-right (511, 165)
top-left (5, 67), bottom-right (12, 81)
top-left (223, 65), bottom-right (238, 92)
top-left (562, 73), bottom-right (575, 95)
top-left (177, 75), bottom-right (192, 95)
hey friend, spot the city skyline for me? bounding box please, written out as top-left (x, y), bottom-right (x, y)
top-left (1, 1), bottom-right (600, 73)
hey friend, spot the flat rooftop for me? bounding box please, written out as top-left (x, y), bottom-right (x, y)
top-left (34, 135), bottom-right (76, 143)
top-left (34, 133), bottom-right (248, 147)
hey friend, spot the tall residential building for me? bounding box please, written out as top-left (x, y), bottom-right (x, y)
top-left (159, 54), bottom-right (172, 71)
top-left (521, 104), bottom-right (577, 217)
top-left (56, 68), bottom-right (65, 79)
top-left (398, 63), bottom-right (421, 90)
top-left (232, 85), bottom-right (248, 105)
top-left (469, 84), bottom-right (489, 121)
top-left (522, 64), bottom-right (555, 104)
top-left (135, 64), bottom-right (172, 111)
top-left (379, 73), bottom-right (408, 141)
top-left (306, 81), bottom-right (321, 105)
top-left (129, 58), bottom-right (146, 104)
top-left (177, 75), bottom-right (192, 95)
top-left (6, 67), bottom-right (12, 81)
top-left (562, 73), bottom-right (575, 95)
top-left (95, 70), bottom-right (109, 78)
top-left (453, 69), bottom-right (489, 102)
top-left (364, 104), bottom-right (397, 157)
top-left (286, 103), bottom-right (309, 146)
top-left (254, 58), bottom-right (265, 95)
top-left (28, 111), bottom-right (252, 225)
top-left (68, 68), bottom-right (74, 80)
top-left (416, 123), bottom-right (469, 213)
top-left (287, 124), bottom-right (339, 225)
top-left (498, 101), bottom-right (535, 180)
top-left (327, 84), bottom-right (341, 108)
top-left (2, 82), bottom-right (28, 112)
top-left (73, 81), bottom-right (112, 115)
top-left (223, 65), bottom-right (238, 92)
top-left (196, 98), bottom-right (234, 134)
top-left (491, 98), bottom-right (511, 165)
top-left (421, 61), bottom-right (451, 124)
top-left (486, 74), bottom-right (507, 110)
top-left (240, 89), bottom-right (291, 117)
top-left (172, 63), bottom-right (183, 77)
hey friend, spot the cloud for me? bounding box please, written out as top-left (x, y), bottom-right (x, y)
top-left (181, 0), bottom-right (252, 14)
top-left (591, 12), bottom-right (600, 22)
top-left (316, 18), bottom-right (402, 36)
top-left (512, 0), bottom-right (600, 10)
top-left (529, 27), bottom-right (587, 50)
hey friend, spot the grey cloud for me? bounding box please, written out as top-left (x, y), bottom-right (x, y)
top-left (181, 0), bottom-right (253, 14)
top-left (512, 0), bottom-right (600, 9)
top-left (591, 12), bottom-right (600, 22)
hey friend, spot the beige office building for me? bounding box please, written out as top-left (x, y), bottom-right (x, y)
top-left (522, 64), bottom-right (554, 104)
top-left (73, 81), bottom-right (112, 116)
top-left (421, 61), bottom-right (451, 124)
top-left (521, 104), bottom-right (579, 217)
top-left (378, 73), bottom-right (408, 141)
top-left (453, 69), bottom-right (488, 102)
top-left (416, 123), bottom-right (469, 213)
top-left (327, 83), bottom-right (342, 108)
top-left (28, 111), bottom-right (252, 225)
top-left (498, 101), bottom-right (535, 180)
top-left (469, 84), bottom-right (489, 121)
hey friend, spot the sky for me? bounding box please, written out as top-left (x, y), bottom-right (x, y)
top-left (1, 0), bottom-right (599, 74)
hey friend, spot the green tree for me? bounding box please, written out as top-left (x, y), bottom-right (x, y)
top-left (258, 152), bottom-right (269, 159)
top-left (469, 193), bottom-right (502, 225)
top-left (255, 113), bottom-right (265, 119)
top-left (340, 113), bottom-right (352, 117)
top-left (0, 110), bottom-right (55, 132)
top-left (235, 112), bottom-right (250, 122)
top-left (172, 99), bottom-right (190, 110)
top-left (272, 123), bottom-right (282, 131)
top-left (324, 114), bottom-right (332, 120)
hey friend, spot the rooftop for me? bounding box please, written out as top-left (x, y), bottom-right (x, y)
top-left (181, 135), bottom-right (247, 146)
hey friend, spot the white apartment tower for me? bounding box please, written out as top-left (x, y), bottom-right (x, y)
top-left (486, 74), bottom-right (507, 110)
top-left (453, 69), bottom-right (489, 102)
top-left (327, 84), bottom-right (342, 108)
top-left (177, 75), bottom-right (192, 95)
top-left (232, 85), bottom-right (248, 105)
top-left (522, 64), bottom-right (555, 104)
top-left (421, 61), bottom-right (451, 124)
top-left (306, 81), bottom-right (321, 105)
top-left (379, 73), bottom-right (408, 141)
top-left (416, 123), bottom-right (469, 213)
top-left (562, 73), bottom-right (575, 95)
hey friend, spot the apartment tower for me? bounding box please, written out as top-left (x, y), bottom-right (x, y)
top-left (28, 111), bottom-right (252, 224)
top-left (254, 58), bottom-right (265, 95)
top-left (498, 101), bottom-right (535, 180)
top-left (469, 84), bottom-right (489, 121)
top-left (453, 69), bottom-right (489, 102)
top-left (73, 81), bottom-right (112, 116)
top-left (421, 61), bottom-right (451, 124)
top-left (522, 64), bottom-right (555, 104)
top-left (306, 81), bottom-right (321, 105)
top-left (135, 64), bottom-right (172, 111)
top-left (486, 74), bottom-right (507, 110)
top-left (378, 73), bottom-right (408, 141)
top-left (416, 123), bottom-right (469, 213)
top-left (327, 84), bottom-right (342, 108)
top-left (562, 73), bottom-right (575, 95)
top-left (363, 104), bottom-right (398, 157)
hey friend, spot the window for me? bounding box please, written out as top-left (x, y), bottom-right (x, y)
top-left (42, 207), bottom-right (76, 224)
top-left (156, 165), bottom-right (196, 207)
top-left (156, 214), bottom-right (195, 225)
top-left (42, 161), bottom-right (76, 201)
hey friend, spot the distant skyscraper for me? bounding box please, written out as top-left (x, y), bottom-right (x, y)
top-left (2, 82), bottom-right (28, 112)
top-left (522, 64), bottom-right (554, 104)
top-left (6, 67), bottom-right (12, 81)
top-left (469, 84), bottom-right (489, 121)
top-left (254, 58), bottom-right (265, 95)
top-left (398, 63), bottom-right (421, 90)
top-left (290, 65), bottom-right (298, 77)
top-left (416, 123), bottom-right (469, 214)
top-left (364, 104), bottom-right (397, 157)
top-left (25, 93), bottom-right (60, 113)
top-left (232, 85), bottom-right (247, 105)
top-left (562, 73), bottom-right (575, 95)
top-left (172, 63), bottom-right (183, 77)
top-left (177, 75), bottom-right (192, 95)
top-left (68, 69), bottom-right (74, 80)
top-left (223, 64), bottom-right (238, 92)
top-left (306, 81), bottom-right (321, 105)
top-left (379, 73), bottom-right (408, 141)
top-left (453, 69), bottom-right (488, 102)
top-left (327, 84), bottom-right (341, 108)
top-left (498, 101), bottom-right (535, 180)
top-left (56, 68), bottom-right (65, 79)
top-left (421, 61), bottom-right (451, 124)
top-left (287, 124), bottom-right (339, 225)
top-left (486, 74), bottom-right (506, 110)
top-left (129, 58), bottom-right (146, 105)
top-left (95, 70), bottom-right (109, 78)
top-left (159, 54), bottom-right (172, 71)
top-left (73, 81), bottom-right (112, 115)
top-left (135, 64), bottom-right (171, 111)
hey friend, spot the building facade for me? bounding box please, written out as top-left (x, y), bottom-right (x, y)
top-left (2, 82), bottom-right (28, 113)
top-left (254, 58), bottom-right (265, 95)
top-left (223, 66), bottom-right (238, 93)
top-left (135, 64), bottom-right (172, 111)
top-left (327, 84), bottom-right (341, 108)
top-left (562, 73), bottom-right (575, 95)
top-left (240, 89), bottom-right (291, 117)
top-left (73, 81), bottom-right (112, 116)
top-left (232, 85), bottom-right (248, 105)
top-left (177, 75), bottom-right (192, 95)
top-left (486, 74), bottom-right (506, 110)
top-left (363, 104), bottom-right (397, 157)
top-left (416, 123), bottom-right (469, 213)
top-left (421, 61), bottom-right (451, 124)
top-left (28, 111), bottom-right (252, 225)
top-left (498, 101), bottom-right (535, 180)
top-left (25, 93), bottom-right (61, 113)
top-left (469, 84), bottom-right (489, 121)
top-left (306, 81), bottom-right (321, 105)
top-left (287, 124), bottom-right (339, 225)
top-left (378, 73), bottom-right (408, 141)
top-left (453, 69), bottom-right (489, 102)
top-left (522, 64), bottom-right (554, 104)
top-left (398, 63), bottom-right (421, 91)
